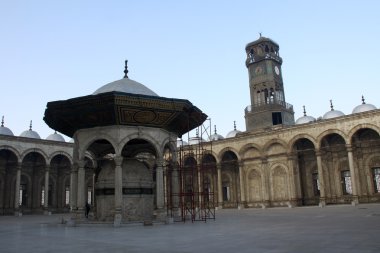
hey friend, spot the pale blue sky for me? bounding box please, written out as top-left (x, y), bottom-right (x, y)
top-left (1, 0), bottom-right (379, 141)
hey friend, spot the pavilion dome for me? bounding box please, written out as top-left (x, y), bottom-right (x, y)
top-left (93, 61), bottom-right (158, 97)
top-left (295, 106), bottom-right (316, 124)
top-left (20, 121), bottom-right (41, 139)
top-left (226, 122), bottom-right (241, 138)
top-left (323, 100), bottom-right (345, 120)
top-left (46, 132), bottom-right (65, 142)
top-left (0, 116), bottom-right (14, 136)
top-left (352, 96), bottom-right (377, 114)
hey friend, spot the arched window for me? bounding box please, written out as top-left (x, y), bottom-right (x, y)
top-left (222, 181), bottom-right (230, 201)
top-left (341, 170), bottom-right (352, 195)
top-left (373, 168), bottom-right (380, 193)
top-left (312, 172), bottom-right (320, 196)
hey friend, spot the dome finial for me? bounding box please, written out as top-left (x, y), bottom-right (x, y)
top-left (361, 95), bottom-right (366, 104)
top-left (214, 125), bottom-right (217, 134)
top-left (1, 116), bottom-right (4, 127)
top-left (330, 100), bottom-right (334, 111)
top-left (196, 128), bottom-right (199, 137)
top-left (29, 120), bottom-right (32, 131)
top-left (123, 60), bottom-right (129, 79)
top-left (233, 121), bottom-right (237, 130)
top-left (259, 32), bottom-right (262, 37)
top-left (303, 105), bottom-right (307, 116)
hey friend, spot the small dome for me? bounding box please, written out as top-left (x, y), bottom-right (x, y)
top-left (296, 106), bottom-right (316, 124)
top-left (0, 116), bottom-right (14, 136)
top-left (177, 139), bottom-right (188, 147)
top-left (226, 121), bottom-right (241, 138)
top-left (352, 96), bottom-right (377, 114)
top-left (209, 125), bottom-right (224, 141)
top-left (20, 121), bottom-right (41, 139)
top-left (69, 138), bottom-right (75, 143)
top-left (46, 132), bottom-right (65, 142)
top-left (323, 110), bottom-right (345, 119)
top-left (93, 61), bottom-right (158, 96)
top-left (20, 129), bottom-right (41, 139)
top-left (188, 136), bottom-right (205, 145)
top-left (323, 100), bottom-right (345, 119)
top-left (296, 115), bottom-right (316, 124)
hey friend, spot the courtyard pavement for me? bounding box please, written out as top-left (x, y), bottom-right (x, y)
top-left (0, 204), bottom-right (379, 253)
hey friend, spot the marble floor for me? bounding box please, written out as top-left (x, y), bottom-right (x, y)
top-left (1, 203), bottom-right (379, 253)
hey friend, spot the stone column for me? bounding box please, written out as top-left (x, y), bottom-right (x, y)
top-left (69, 163), bottom-right (78, 211)
top-left (171, 163), bottom-right (180, 210)
top-left (346, 145), bottom-right (359, 205)
top-left (156, 159), bottom-right (165, 209)
top-left (238, 162), bottom-right (246, 209)
top-left (76, 160), bottom-right (86, 217)
top-left (14, 163), bottom-right (21, 216)
top-left (43, 165), bottom-right (50, 215)
top-left (315, 150), bottom-right (326, 207)
top-left (261, 157), bottom-right (270, 208)
top-left (114, 155), bottom-right (123, 226)
top-left (287, 154), bottom-right (297, 207)
top-left (197, 165), bottom-right (202, 207)
top-left (217, 164), bottom-right (223, 209)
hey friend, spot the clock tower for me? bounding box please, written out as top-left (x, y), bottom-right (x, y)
top-left (244, 36), bottom-right (295, 131)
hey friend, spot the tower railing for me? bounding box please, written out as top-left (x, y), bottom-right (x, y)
top-left (245, 100), bottom-right (293, 113)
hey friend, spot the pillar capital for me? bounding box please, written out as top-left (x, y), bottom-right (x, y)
top-left (77, 160), bottom-right (87, 168)
top-left (114, 156), bottom-right (123, 167)
top-left (345, 144), bottom-right (353, 152)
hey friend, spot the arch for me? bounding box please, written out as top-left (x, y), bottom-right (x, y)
top-left (48, 151), bottom-right (73, 164)
top-left (122, 138), bottom-right (159, 160)
top-left (202, 153), bottom-right (217, 164)
top-left (263, 139), bottom-right (288, 153)
top-left (348, 123), bottom-right (380, 141)
top-left (20, 148), bottom-right (48, 164)
top-left (269, 163), bottom-right (289, 201)
top-left (247, 167), bottom-right (263, 202)
top-left (239, 143), bottom-right (263, 159)
top-left (288, 134), bottom-right (317, 153)
top-left (0, 145), bottom-right (21, 161)
top-left (317, 129), bottom-right (348, 148)
top-left (119, 132), bottom-right (162, 158)
top-left (78, 134), bottom-right (119, 160)
top-left (219, 147), bottom-right (240, 162)
top-left (201, 150), bottom-right (219, 163)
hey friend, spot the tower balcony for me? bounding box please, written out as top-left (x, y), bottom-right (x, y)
top-left (245, 100), bottom-right (294, 113)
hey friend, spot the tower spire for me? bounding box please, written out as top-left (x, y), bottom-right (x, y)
top-left (123, 60), bottom-right (129, 78)
top-left (330, 100), bottom-right (334, 111)
top-left (29, 120), bottom-right (33, 131)
top-left (1, 116), bottom-right (4, 127)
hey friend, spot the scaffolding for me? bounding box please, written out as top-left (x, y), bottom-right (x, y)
top-left (165, 119), bottom-right (216, 223)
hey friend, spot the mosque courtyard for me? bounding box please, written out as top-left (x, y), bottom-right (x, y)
top-left (0, 204), bottom-right (379, 253)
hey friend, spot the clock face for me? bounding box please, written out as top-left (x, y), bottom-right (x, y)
top-left (255, 66), bottom-right (263, 75)
top-left (275, 66), bottom-right (280, 75)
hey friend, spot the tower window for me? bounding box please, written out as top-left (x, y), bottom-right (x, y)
top-left (272, 112), bottom-right (282, 125)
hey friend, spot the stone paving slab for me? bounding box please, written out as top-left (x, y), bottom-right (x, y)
top-left (0, 204), bottom-right (379, 253)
